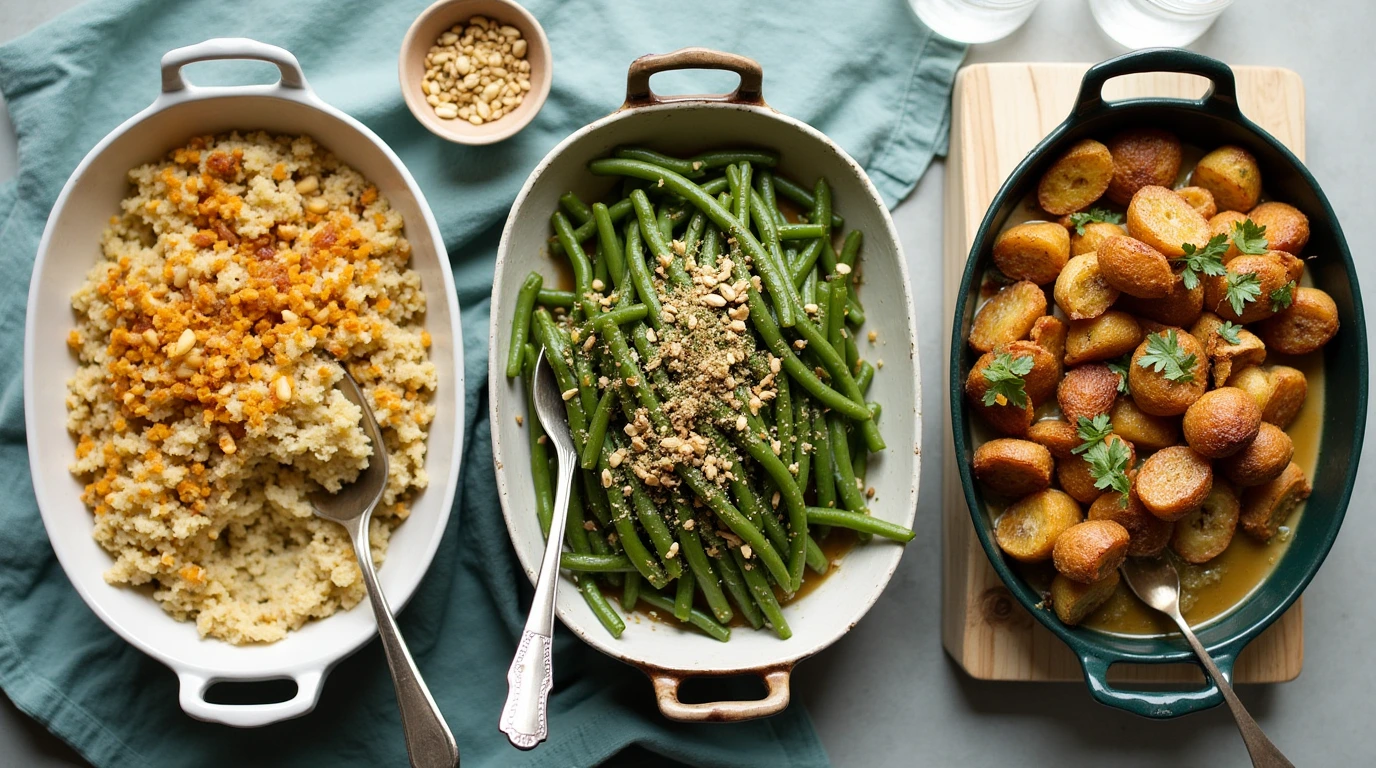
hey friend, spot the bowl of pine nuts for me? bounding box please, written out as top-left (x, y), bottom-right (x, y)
top-left (400, 0), bottom-right (552, 145)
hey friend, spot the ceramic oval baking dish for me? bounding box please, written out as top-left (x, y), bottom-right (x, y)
top-left (489, 49), bottom-right (920, 722)
top-left (22, 39), bottom-right (465, 727)
top-left (951, 49), bottom-right (1367, 719)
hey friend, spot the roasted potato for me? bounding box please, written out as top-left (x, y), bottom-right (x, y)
top-left (1247, 201), bottom-right (1310, 255)
top-left (1106, 128), bottom-right (1183, 205)
top-left (1227, 364), bottom-right (1308, 429)
top-left (1208, 210), bottom-right (1249, 263)
top-left (966, 351), bottom-right (1037, 436)
top-left (1240, 462), bottom-right (1311, 541)
top-left (1219, 422), bottom-right (1294, 487)
top-left (1274, 250), bottom-right (1305, 284)
top-left (1030, 315), bottom-right (1068, 370)
top-left (1054, 253), bottom-right (1120, 320)
top-left (1051, 571), bottom-right (1121, 626)
top-left (1072, 221), bottom-right (1126, 257)
top-left (1028, 419), bottom-right (1080, 459)
top-left (1058, 363), bottom-right (1121, 423)
top-left (974, 439), bottom-right (1055, 498)
top-left (1192, 312), bottom-right (1267, 386)
top-left (1057, 435), bottom-right (1135, 505)
top-left (1204, 253), bottom-right (1292, 323)
top-left (1257, 286), bottom-right (1339, 355)
top-left (1109, 396), bottom-right (1180, 452)
top-left (1127, 185), bottom-right (1211, 258)
top-left (1128, 329), bottom-right (1209, 416)
top-left (1175, 185), bottom-right (1218, 219)
top-left (1065, 311), bottom-right (1144, 365)
top-left (1002, 340), bottom-right (1061, 407)
top-left (1116, 276), bottom-right (1204, 328)
top-left (994, 222), bottom-right (1071, 285)
top-left (1136, 445), bottom-right (1213, 522)
top-left (1190, 145), bottom-right (1262, 213)
top-left (1089, 488), bottom-right (1173, 557)
top-left (1097, 235), bottom-right (1176, 299)
top-left (1182, 387), bottom-right (1263, 458)
top-left (995, 489), bottom-right (1083, 563)
top-left (968, 280), bottom-right (1047, 353)
top-left (1054, 520), bottom-right (1131, 583)
top-left (1170, 481), bottom-right (1240, 564)
top-left (1038, 139), bottom-right (1115, 216)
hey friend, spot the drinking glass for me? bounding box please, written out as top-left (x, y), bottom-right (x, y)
top-left (909, 0), bottom-right (1042, 44)
top-left (1088, 0), bottom-right (1236, 49)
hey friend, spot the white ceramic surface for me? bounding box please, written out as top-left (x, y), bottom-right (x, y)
top-left (22, 39), bottom-right (465, 728)
top-left (487, 50), bottom-right (921, 719)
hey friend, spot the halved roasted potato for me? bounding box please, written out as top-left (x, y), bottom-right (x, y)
top-left (1106, 128), bottom-right (1182, 205)
top-left (1053, 520), bottom-right (1131, 583)
top-left (1097, 235), bottom-right (1176, 299)
top-left (1126, 185), bottom-right (1211, 258)
top-left (1220, 422), bottom-right (1294, 487)
top-left (1128, 329), bottom-right (1209, 416)
top-left (1182, 386), bottom-right (1263, 459)
top-left (1257, 286), bottom-right (1339, 355)
top-left (966, 351), bottom-right (1037, 436)
top-left (1109, 396), bottom-right (1180, 452)
top-left (969, 280), bottom-right (1047, 353)
top-left (1227, 364), bottom-right (1308, 429)
top-left (1240, 462), bottom-right (1311, 541)
top-left (1058, 363), bottom-right (1121, 423)
top-left (994, 222), bottom-right (1071, 285)
top-left (1247, 201), bottom-right (1310, 255)
top-left (1116, 276), bottom-right (1204, 328)
top-left (995, 489), bottom-right (1083, 562)
top-left (1089, 488), bottom-right (1173, 557)
top-left (1175, 185), bottom-right (1218, 219)
top-left (1038, 139), bottom-right (1115, 216)
top-left (1171, 481), bottom-right (1240, 563)
top-left (1028, 419), bottom-right (1079, 459)
top-left (1071, 221), bottom-right (1126, 257)
top-left (1051, 571), bottom-right (1121, 626)
top-left (1203, 253), bottom-right (1292, 324)
top-left (1055, 252), bottom-right (1120, 320)
top-left (1136, 445), bottom-right (1213, 521)
top-left (1194, 313), bottom-right (1267, 386)
top-left (1190, 145), bottom-right (1262, 212)
top-left (974, 439), bottom-right (1055, 498)
top-left (1030, 315), bottom-right (1068, 370)
top-left (1065, 311), bottom-right (1144, 365)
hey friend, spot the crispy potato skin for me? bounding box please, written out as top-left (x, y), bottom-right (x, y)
top-left (995, 489), bottom-right (1083, 563)
top-left (1065, 311), bottom-right (1144, 365)
top-left (969, 280), bottom-right (1047, 353)
top-left (1247, 201), bottom-right (1310, 255)
top-left (1106, 128), bottom-right (1182, 205)
top-left (1190, 146), bottom-right (1262, 213)
top-left (1116, 276), bottom-right (1204, 328)
top-left (1220, 422), bottom-right (1294, 487)
top-left (999, 340), bottom-right (1060, 406)
top-left (1126, 185), bottom-right (1211, 258)
top-left (1089, 489), bottom-right (1173, 557)
top-left (1257, 287), bottom-right (1339, 355)
top-left (1209, 210), bottom-right (1249, 263)
top-left (1055, 252), bottom-right (1120, 320)
top-left (1058, 363), bottom-right (1121, 423)
top-left (1110, 397), bottom-right (1180, 452)
top-left (1053, 520), bottom-right (1131, 583)
top-left (1052, 571), bottom-right (1120, 625)
top-left (1097, 235), bottom-right (1176, 299)
top-left (1030, 315), bottom-right (1068, 371)
top-left (1028, 419), bottom-right (1080, 459)
top-left (1137, 445), bottom-right (1214, 521)
top-left (1128, 329), bottom-right (1209, 416)
top-left (966, 351), bottom-right (1037, 436)
top-left (1175, 186), bottom-right (1218, 219)
top-left (1171, 481), bottom-right (1240, 564)
top-left (1182, 387), bottom-right (1263, 458)
top-left (1227, 364), bottom-right (1308, 429)
top-left (1240, 462), bottom-right (1311, 541)
top-left (1193, 312), bottom-right (1267, 386)
top-left (974, 439), bottom-right (1055, 498)
top-left (1071, 221), bottom-right (1126, 256)
top-left (1274, 250), bottom-right (1305, 284)
top-left (1204, 254), bottom-right (1291, 323)
top-left (1038, 139), bottom-right (1115, 216)
top-left (994, 222), bottom-right (1071, 285)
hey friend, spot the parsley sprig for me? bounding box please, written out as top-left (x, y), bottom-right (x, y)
top-left (981, 353), bottom-right (1034, 409)
top-left (1174, 234), bottom-right (1230, 290)
top-left (1217, 321), bottom-right (1243, 345)
top-left (1225, 271), bottom-right (1263, 315)
top-left (1270, 280), bottom-right (1296, 312)
top-left (1085, 438), bottom-right (1133, 507)
top-left (1072, 414), bottom-right (1114, 455)
top-left (1231, 219), bottom-right (1269, 255)
top-left (1136, 330), bottom-right (1197, 383)
top-left (1067, 207), bottom-right (1124, 236)
top-left (1106, 354), bottom-right (1132, 395)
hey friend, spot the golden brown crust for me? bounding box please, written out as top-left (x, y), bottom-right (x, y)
top-left (1193, 312), bottom-right (1267, 387)
top-left (1097, 235), bottom-right (1176, 299)
top-left (1027, 419), bottom-right (1080, 459)
top-left (1051, 571), bottom-right (1120, 625)
top-left (968, 280), bottom-right (1047, 353)
top-left (993, 222), bottom-right (1071, 285)
top-left (1056, 435), bottom-right (1135, 505)
top-left (1106, 128), bottom-right (1183, 206)
top-left (1038, 139), bottom-right (1115, 216)
top-left (1128, 329), bottom-right (1209, 416)
top-left (1257, 286), bottom-right (1339, 355)
top-left (1052, 520), bottom-right (1131, 583)
top-left (1170, 481), bottom-right (1240, 563)
top-left (1190, 145), bottom-right (1262, 213)
top-left (1261, 365), bottom-right (1308, 428)
top-left (995, 489), bottom-right (1083, 563)
top-left (1247, 201), bottom-right (1310, 255)
top-left (1071, 221), bottom-right (1126, 257)
top-left (1109, 397), bottom-right (1180, 452)
top-left (1175, 186), bottom-right (1218, 219)
top-left (1089, 489), bottom-right (1173, 557)
top-left (1065, 311), bottom-right (1144, 366)
top-left (1029, 315), bottom-right (1068, 371)
top-left (1000, 340), bottom-right (1061, 407)
top-left (1126, 185), bottom-right (1211, 258)
top-left (1240, 462), bottom-right (1311, 541)
top-left (974, 439), bottom-right (1055, 498)
top-left (1058, 363), bottom-right (1121, 423)
top-left (1203, 253), bottom-right (1291, 323)
top-left (1208, 210), bottom-right (1250, 264)
top-left (966, 351), bottom-right (1037, 436)
top-left (1136, 445), bottom-right (1213, 521)
top-left (1182, 387), bottom-right (1263, 459)
top-left (1219, 422), bottom-right (1294, 487)
top-left (1054, 252), bottom-right (1120, 320)
top-left (1115, 276), bottom-right (1204, 328)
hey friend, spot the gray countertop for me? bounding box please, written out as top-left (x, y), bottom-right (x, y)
top-left (4, 1), bottom-right (1373, 766)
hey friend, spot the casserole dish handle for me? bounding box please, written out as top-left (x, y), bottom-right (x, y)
top-left (1072, 48), bottom-right (1240, 120)
top-left (1078, 641), bottom-right (1242, 719)
top-left (159, 38), bottom-right (310, 96)
top-left (177, 668), bottom-right (324, 727)
top-left (622, 47), bottom-right (765, 109)
top-left (649, 666), bottom-right (792, 722)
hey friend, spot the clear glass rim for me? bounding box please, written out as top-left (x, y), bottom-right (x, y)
top-left (1150, 0), bottom-right (1235, 15)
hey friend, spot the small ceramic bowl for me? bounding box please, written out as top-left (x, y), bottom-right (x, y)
top-left (399, 0), bottom-right (552, 145)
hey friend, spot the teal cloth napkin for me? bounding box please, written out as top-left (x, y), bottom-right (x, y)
top-left (0, 1), bottom-right (963, 765)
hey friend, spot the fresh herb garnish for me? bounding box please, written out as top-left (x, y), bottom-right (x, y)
top-left (1067, 207), bottom-right (1125, 236)
top-left (1270, 280), bottom-right (1296, 312)
top-left (1085, 438), bottom-right (1132, 507)
top-left (1231, 219), bottom-right (1269, 255)
top-left (1224, 271), bottom-right (1263, 315)
top-left (981, 353), bottom-right (1034, 409)
top-left (1072, 414), bottom-right (1114, 455)
top-left (1175, 234), bottom-right (1230, 290)
top-left (1106, 354), bottom-right (1132, 396)
top-left (1136, 329), bottom-right (1197, 383)
top-left (1217, 321), bottom-right (1244, 345)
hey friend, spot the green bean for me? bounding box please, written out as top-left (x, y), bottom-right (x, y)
top-left (637, 590), bottom-right (730, 642)
top-left (597, 446), bottom-right (668, 589)
top-left (630, 189), bottom-right (692, 288)
top-left (774, 174), bottom-right (845, 229)
top-left (580, 389), bottom-right (616, 470)
top-left (757, 170), bottom-right (781, 224)
top-left (561, 552), bottom-right (636, 572)
top-left (579, 577), bottom-right (625, 638)
top-left (614, 146), bottom-right (701, 177)
top-left (673, 567), bottom-right (695, 621)
top-left (656, 206), bottom-right (674, 241)
top-left (683, 211), bottom-right (706, 265)
top-left (551, 212), bottom-right (598, 321)
top-left (700, 177), bottom-right (729, 196)
top-left (828, 413), bottom-right (869, 513)
top-left (623, 570), bottom-right (641, 611)
top-left (565, 479), bottom-right (593, 553)
top-left (581, 469), bottom-right (613, 531)
top-left (700, 523), bottom-right (764, 629)
top-left (733, 549), bottom-right (791, 640)
top-left (807, 507), bottom-right (915, 542)
top-left (783, 290), bottom-right (884, 451)
top-left (563, 485), bottom-right (626, 632)
top-left (569, 338), bottom-right (599, 417)
top-left (775, 370), bottom-right (794, 475)
top-left (551, 198), bottom-right (633, 255)
top-left (794, 395), bottom-right (813, 490)
top-left (801, 265), bottom-right (818, 307)
top-left (778, 223), bottom-right (828, 241)
top-left (536, 288), bottom-right (575, 309)
top-left (577, 303), bottom-right (647, 341)
top-left (828, 275), bottom-right (848, 358)
top-left (623, 221), bottom-right (663, 327)
top-left (507, 272), bottom-right (543, 378)
top-left (523, 344), bottom-right (555, 537)
top-left (790, 241), bottom-right (825, 287)
top-left (805, 535), bottom-right (829, 575)
top-left (813, 408), bottom-right (836, 509)
top-left (629, 479), bottom-right (684, 580)
top-left (855, 360), bottom-right (875, 395)
top-left (701, 220), bottom-right (722, 268)
top-left (671, 496), bottom-right (733, 624)
top-left (593, 202), bottom-right (626, 291)
top-left (692, 149), bottom-right (779, 170)
top-left (559, 191), bottom-right (593, 225)
top-left (838, 230), bottom-right (865, 325)
top-left (702, 423), bottom-right (789, 558)
top-left (727, 162), bottom-right (753, 241)
top-left (845, 333), bottom-right (860, 372)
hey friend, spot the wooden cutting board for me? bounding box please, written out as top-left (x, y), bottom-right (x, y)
top-left (941, 63), bottom-right (1306, 684)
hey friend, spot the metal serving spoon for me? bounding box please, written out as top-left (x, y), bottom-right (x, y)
top-left (312, 364), bottom-right (459, 768)
top-left (1121, 557), bottom-right (1294, 768)
top-left (500, 351), bottom-right (574, 749)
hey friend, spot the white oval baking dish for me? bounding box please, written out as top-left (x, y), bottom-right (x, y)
top-left (488, 49), bottom-right (921, 721)
top-left (22, 39), bottom-right (465, 728)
